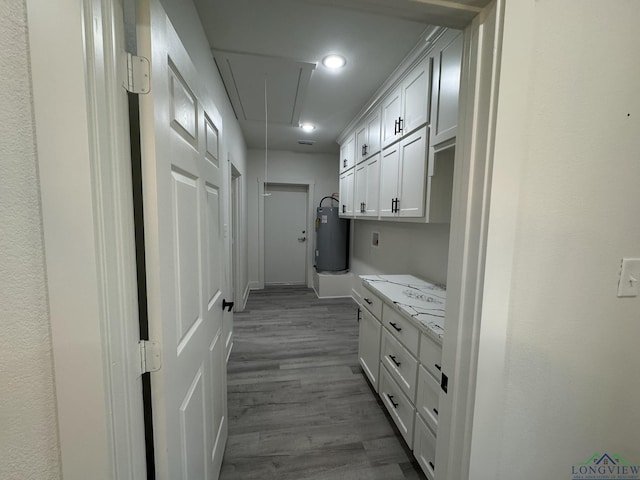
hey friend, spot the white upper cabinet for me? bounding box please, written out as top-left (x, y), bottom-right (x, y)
top-left (354, 153), bottom-right (380, 217)
top-left (402, 56), bottom-right (431, 137)
top-left (381, 56), bottom-right (431, 150)
top-left (381, 85), bottom-right (402, 149)
top-left (339, 168), bottom-right (355, 217)
top-left (379, 143), bottom-right (400, 217)
top-left (430, 32), bottom-right (463, 146)
top-left (340, 133), bottom-right (356, 173)
top-left (355, 107), bottom-right (382, 163)
top-left (337, 28), bottom-right (462, 224)
top-left (380, 126), bottom-right (429, 218)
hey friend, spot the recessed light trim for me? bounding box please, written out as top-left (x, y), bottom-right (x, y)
top-left (322, 54), bottom-right (346, 69)
top-left (300, 123), bottom-right (316, 132)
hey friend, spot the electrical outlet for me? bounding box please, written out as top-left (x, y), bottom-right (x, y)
top-left (617, 258), bottom-right (640, 297)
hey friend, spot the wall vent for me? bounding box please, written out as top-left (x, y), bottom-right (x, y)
top-left (298, 140), bottom-right (315, 146)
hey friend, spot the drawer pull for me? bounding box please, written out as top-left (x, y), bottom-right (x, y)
top-left (389, 322), bottom-right (402, 332)
top-left (364, 297), bottom-right (373, 305)
top-left (388, 355), bottom-right (401, 367)
top-left (433, 408), bottom-right (439, 416)
top-left (435, 363), bottom-right (442, 371)
top-left (429, 461), bottom-right (435, 471)
top-left (386, 394), bottom-right (399, 409)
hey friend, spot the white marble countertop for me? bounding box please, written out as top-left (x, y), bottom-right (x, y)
top-left (361, 274), bottom-right (446, 343)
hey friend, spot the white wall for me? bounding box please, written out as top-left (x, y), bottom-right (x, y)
top-left (246, 149), bottom-right (339, 287)
top-left (351, 221), bottom-right (449, 285)
top-left (0, 1), bottom-right (61, 478)
top-left (159, 0), bottom-right (250, 302)
top-left (471, 1), bottom-right (640, 478)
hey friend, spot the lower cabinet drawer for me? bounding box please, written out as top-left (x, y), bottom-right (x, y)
top-left (381, 329), bottom-right (418, 402)
top-left (413, 413), bottom-right (437, 480)
top-left (379, 364), bottom-right (415, 448)
top-left (361, 289), bottom-right (383, 319)
top-left (416, 365), bottom-right (439, 433)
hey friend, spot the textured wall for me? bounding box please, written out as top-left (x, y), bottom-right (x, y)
top-left (0, 1), bottom-right (61, 478)
top-left (246, 149), bottom-right (339, 286)
top-left (351, 221), bottom-right (449, 286)
top-left (471, 1), bottom-right (640, 478)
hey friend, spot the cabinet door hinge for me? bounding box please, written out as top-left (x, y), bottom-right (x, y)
top-left (139, 340), bottom-right (161, 374)
top-left (124, 52), bottom-right (150, 94)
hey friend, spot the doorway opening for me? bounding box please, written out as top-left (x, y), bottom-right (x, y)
top-left (263, 183), bottom-right (311, 286)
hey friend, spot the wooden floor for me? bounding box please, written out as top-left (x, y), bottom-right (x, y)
top-left (219, 285), bottom-right (426, 480)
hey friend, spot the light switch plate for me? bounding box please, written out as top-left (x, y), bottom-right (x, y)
top-left (617, 258), bottom-right (640, 297)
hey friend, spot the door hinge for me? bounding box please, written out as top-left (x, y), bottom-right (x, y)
top-left (139, 340), bottom-right (161, 374)
top-left (124, 52), bottom-right (150, 94)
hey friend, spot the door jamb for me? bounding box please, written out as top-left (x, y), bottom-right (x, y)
top-left (27, 0), bottom-right (147, 478)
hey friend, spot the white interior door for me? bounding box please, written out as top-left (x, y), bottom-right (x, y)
top-left (264, 184), bottom-right (308, 284)
top-left (137, 0), bottom-right (227, 478)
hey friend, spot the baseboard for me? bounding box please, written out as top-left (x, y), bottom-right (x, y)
top-left (242, 284), bottom-right (250, 310)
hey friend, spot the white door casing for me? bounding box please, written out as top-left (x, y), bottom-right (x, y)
top-left (136, 0), bottom-right (227, 478)
top-left (264, 184), bottom-right (308, 285)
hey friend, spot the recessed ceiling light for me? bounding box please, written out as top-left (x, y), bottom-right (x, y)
top-left (300, 123), bottom-right (316, 132)
top-left (322, 54), bottom-right (346, 69)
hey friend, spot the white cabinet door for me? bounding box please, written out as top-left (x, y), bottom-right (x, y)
top-left (402, 56), bottom-right (431, 137)
top-left (414, 414), bottom-right (437, 480)
top-left (364, 153), bottom-right (380, 216)
top-left (381, 85), bottom-right (402, 149)
top-left (355, 123), bottom-right (368, 164)
top-left (137, 1), bottom-right (227, 477)
top-left (398, 126), bottom-right (428, 217)
top-left (365, 108), bottom-right (381, 157)
top-left (339, 168), bottom-right (355, 217)
top-left (379, 144), bottom-right (400, 217)
top-left (430, 32), bottom-right (463, 146)
top-left (340, 134), bottom-right (356, 173)
top-left (358, 307), bottom-right (382, 391)
top-left (354, 162), bottom-right (367, 216)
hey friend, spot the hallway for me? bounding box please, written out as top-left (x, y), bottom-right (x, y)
top-left (220, 286), bottom-right (426, 479)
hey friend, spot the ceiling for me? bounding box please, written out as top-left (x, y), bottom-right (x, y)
top-left (193, 0), bottom-right (487, 154)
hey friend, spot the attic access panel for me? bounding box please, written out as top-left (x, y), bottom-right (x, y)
top-left (213, 49), bottom-right (316, 125)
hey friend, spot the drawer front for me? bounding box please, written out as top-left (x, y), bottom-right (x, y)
top-left (382, 303), bottom-right (419, 355)
top-left (413, 414), bottom-right (436, 480)
top-left (361, 289), bottom-right (383, 319)
top-left (379, 365), bottom-right (415, 448)
top-left (416, 366), bottom-right (439, 433)
top-left (381, 329), bottom-right (418, 402)
top-left (419, 332), bottom-right (443, 380)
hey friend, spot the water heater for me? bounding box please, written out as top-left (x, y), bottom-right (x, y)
top-left (315, 204), bottom-right (349, 272)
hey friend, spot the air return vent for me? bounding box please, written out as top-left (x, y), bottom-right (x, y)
top-left (298, 140), bottom-right (315, 146)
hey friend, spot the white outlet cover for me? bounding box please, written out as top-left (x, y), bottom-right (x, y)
top-left (617, 258), bottom-right (640, 297)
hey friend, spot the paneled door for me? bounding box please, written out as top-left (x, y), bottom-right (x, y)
top-left (137, 0), bottom-right (227, 478)
top-left (264, 184), bottom-right (308, 285)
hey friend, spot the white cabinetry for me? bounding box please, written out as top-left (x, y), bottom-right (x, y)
top-left (358, 276), bottom-right (444, 480)
top-left (339, 168), bottom-right (354, 217)
top-left (354, 153), bottom-right (380, 217)
top-left (358, 307), bottom-right (381, 391)
top-left (379, 126), bottom-right (429, 218)
top-left (340, 133), bottom-right (355, 173)
top-left (338, 28), bottom-right (461, 224)
top-left (430, 32), bottom-right (463, 146)
top-left (356, 108), bottom-right (381, 163)
top-left (381, 56), bottom-right (430, 150)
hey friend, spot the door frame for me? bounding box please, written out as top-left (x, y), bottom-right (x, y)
top-left (27, 0), bottom-right (146, 478)
top-left (257, 179), bottom-right (315, 289)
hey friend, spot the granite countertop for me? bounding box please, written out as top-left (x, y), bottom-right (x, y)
top-left (361, 274), bottom-right (446, 343)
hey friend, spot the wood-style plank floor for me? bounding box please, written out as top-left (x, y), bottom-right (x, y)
top-left (220, 285), bottom-right (426, 480)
